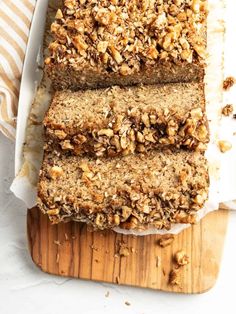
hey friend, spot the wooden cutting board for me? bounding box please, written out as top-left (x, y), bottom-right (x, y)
top-left (27, 207), bottom-right (228, 294)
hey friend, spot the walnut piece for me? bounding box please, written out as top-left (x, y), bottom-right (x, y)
top-left (169, 268), bottom-right (181, 287)
top-left (158, 234), bottom-right (175, 248)
top-left (174, 250), bottom-right (189, 266)
top-left (222, 104), bottom-right (233, 116)
top-left (223, 77), bottom-right (236, 91)
top-left (47, 208), bottom-right (60, 216)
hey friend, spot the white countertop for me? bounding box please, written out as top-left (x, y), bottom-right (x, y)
top-left (0, 132), bottom-right (236, 314)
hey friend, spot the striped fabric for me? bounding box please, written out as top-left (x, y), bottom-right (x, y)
top-left (0, 0), bottom-right (36, 140)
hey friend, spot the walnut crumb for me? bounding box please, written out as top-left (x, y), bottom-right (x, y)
top-left (125, 301), bottom-right (131, 306)
top-left (218, 140), bottom-right (232, 153)
top-left (174, 250), bottom-right (189, 266)
top-left (105, 291), bottom-right (110, 298)
top-left (54, 240), bottom-right (61, 246)
top-left (158, 234), bottom-right (175, 247)
top-left (169, 268), bottom-right (181, 287)
top-left (222, 104), bottom-right (233, 116)
top-left (223, 77), bottom-right (236, 91)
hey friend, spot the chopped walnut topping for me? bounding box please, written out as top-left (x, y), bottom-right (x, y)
top-left (55, 9), bottom-right (63, 20)
top-left (98, 128), bottom-right (114, 137)
top-left (54, 129), bottom-right (67, 140)
top-left (47, 208), bottom-right (60, 216)
top-left (158, 234), bottom-right (175, 248)
top-left (174, 250), bottom-right (189, 266)
top-left (223, 77), bottom-right (236, 91)
top-left (47, 0), bottom-right (207, 74)
top-left (79, 161), bottom-right (91, 172)
top-left (222, 104), bottom-right (233, 116)
top-left (218, 140), bottom-right (232, 153)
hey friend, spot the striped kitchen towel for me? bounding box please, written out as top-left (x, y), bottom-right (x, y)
top-left (0, 0), bottom-right (35, 140)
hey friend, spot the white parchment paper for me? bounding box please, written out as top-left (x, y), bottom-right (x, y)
top-left (11, 0), bottom-right (236, 235)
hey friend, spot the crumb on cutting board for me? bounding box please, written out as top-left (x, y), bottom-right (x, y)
top-left (158, 234), bottom-right (175, 248)
top-left (174, 250), bottom-right (189, 266)
top-left (169, 268), bottom-right (182, 287)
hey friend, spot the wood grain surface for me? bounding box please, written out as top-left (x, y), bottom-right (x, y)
top-left (27, 208), bottom-right (228, 294)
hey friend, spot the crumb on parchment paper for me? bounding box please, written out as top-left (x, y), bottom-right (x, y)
top-left (223, 76), bottom-right (236, 91)
top-left (222, 104), bottom-right (233, 116)
top-left (218, 140), bottom-right (232, 153)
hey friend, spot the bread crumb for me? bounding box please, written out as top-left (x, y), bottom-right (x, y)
top-left (119, 246), bottom-right (130, 257)
top-left (218, 140), bottom-right (232, 153)
top-left (105, 291), bottom-right (110, 298)
top-left (118, 241), bottom-right (130, 257)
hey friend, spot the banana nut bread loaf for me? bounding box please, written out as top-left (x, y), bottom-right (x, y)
top-left (37, 148), bottom-right (209, 230)
top-left (45, 0), bottom-right (207, 90)
top-left (44, 82), bottom-right (209, 157)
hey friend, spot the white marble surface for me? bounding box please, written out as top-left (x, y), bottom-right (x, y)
top-left (0, 133), bottom-right (236, 314)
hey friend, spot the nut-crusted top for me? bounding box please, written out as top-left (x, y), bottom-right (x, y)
top-left (46, 0), bottom-right (207, 76)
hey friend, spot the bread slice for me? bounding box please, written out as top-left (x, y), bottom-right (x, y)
top-left (37, 148), bottom-right (209, 230)
top-left (44, 83), bottom-right (209, 157)
top-left (45, 0), bottom-right (207, 90)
